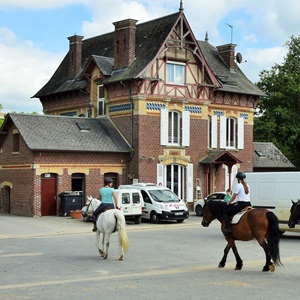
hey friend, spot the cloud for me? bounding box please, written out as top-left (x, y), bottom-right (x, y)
top-left (0, 27), bottom-right (63, 113)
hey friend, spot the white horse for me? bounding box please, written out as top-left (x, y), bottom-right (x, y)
top-left (95, 208), bottom-right (128, 260)
top-left (81, 196), bottom-right (100, 222)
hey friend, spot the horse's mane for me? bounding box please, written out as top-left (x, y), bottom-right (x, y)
top-left (207, 200), bottom-right (227, 218)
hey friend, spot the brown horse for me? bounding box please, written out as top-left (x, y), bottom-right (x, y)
top-left (201, 200), bottom-right (282, 272)
top-left (288, 199), bottom-right (300, 228)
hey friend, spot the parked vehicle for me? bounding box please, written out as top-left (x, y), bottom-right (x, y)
top-left (81, 188), bottom-right (144, 224)
top-left (194, 192), bottom-right (226, 216)
top-left (245, 171), bottom-right (300, 234)
top-left (119, 183), bottom-right (189, 223)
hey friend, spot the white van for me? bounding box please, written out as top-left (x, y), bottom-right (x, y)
top-left (245, 171), bottom-right (300, 233)
top-left (114, 189), bottom-right (144, 224)
top-left (119, 183), bottom-right (189, 223)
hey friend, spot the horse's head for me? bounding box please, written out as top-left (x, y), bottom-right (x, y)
top-left (201, 200), bottom-right (226, 227)
top-left (86, 195), bottom-right (93, 205)
top-left (288, 199), bottom-right (300, 228)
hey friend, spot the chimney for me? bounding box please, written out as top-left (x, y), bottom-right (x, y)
top-left (113, 19), bottom-right (138, 69)
top-left (216, 43), bottom-right (236, 71)
top-left (67, 34), bottom-right (84, 79)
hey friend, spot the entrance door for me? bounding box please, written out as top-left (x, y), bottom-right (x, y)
top-left (41, 174), bottom-right (57, 216)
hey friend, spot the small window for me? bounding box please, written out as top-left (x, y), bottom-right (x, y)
top-left (132, 193), bottom-right (140, 204)
top-left (98, 85), bottom-right (106, 116)
top-left (122, 193), bottom-right (130, 204)
top-left (13, 132), bottom-right (19, 152)
top-left (166, 61), bottom-right (185, 84)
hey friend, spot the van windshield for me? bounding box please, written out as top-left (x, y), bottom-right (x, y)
top-left (148, 189), bottom-right (180, 202)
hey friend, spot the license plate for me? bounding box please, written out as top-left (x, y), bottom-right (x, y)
top-left (175, 212), bottom-right (183, 216)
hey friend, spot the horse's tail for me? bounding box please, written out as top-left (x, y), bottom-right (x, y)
top-left (266, 211), bottom-right (282, 266)
top-left (115, 210), bottom-right (129, 252)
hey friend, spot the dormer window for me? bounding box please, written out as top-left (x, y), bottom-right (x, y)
top-left (166, 61), bottom-right (185, 84)
top-left (98, 85), bottom-right (106, 116)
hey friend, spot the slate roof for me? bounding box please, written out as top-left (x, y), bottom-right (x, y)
top-left (198, 41), bottom-right (265, 97)
top-left (253, 142), bottom-right (295, 169)
top-left (1, 114), bottom-right (130, 153)
top-left (33, 12), bottom-right (180, 98)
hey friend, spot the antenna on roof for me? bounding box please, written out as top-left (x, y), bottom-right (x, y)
top-left (226, 23), bottom-right (233, 44)
top-left (179, 0), bottom-right (184, 12)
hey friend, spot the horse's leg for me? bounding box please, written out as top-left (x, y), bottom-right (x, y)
top-left (95, 231), bottom-right (104, 257)
top-left (102, 233), bottom-right (110, 259)
top-left (258, 238), bottom-right (274, 272)
top-left (218, 243), bottom-right (230, 268)
top-left (231, 243), bottom-right (243, 270)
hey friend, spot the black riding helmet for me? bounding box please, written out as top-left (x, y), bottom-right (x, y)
top-left (104, 177), bottom-right (113, 186)
top-left (236, 172), bottom-right (246, 179)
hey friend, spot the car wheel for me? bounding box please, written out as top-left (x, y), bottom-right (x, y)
top-left (134, 216), bottom-right (142, 224)
top-left (195, 205), bottom-right (203, 216)
top-left (150, 212), bottom-right (160, 224)
top-left (177, 219), bottom-right (184, 223)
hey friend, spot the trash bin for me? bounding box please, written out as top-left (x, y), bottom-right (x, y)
top-left (59, 192), bottom-right (83, 216)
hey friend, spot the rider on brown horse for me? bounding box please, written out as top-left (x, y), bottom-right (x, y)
top-left (223, 172), bottom-right (251, 234)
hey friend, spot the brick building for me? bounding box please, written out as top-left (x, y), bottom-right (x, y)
top-left (0, 5), bottom-right (264, 216)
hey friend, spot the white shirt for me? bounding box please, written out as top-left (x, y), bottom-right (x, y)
top-left (232, 182), bottom-right (250, 202)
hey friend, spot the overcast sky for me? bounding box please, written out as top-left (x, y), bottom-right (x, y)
top-left (0, 0), bottom-right (299, 114)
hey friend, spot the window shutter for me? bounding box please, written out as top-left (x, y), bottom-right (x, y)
top-left (237, 117), bottom-right (244, 149)
top-left (157, 164), bottom-right (164, 187)
top-left (182, 110), bottom-right (190, 146)
top-left (211, 115), bottom-right (217, 148)
top-left (186, 163), bottom-right (193, 202)
top-left (220, 116), bottom-right (226, 148)
top-left (160, 109), bottom-right (168, 145)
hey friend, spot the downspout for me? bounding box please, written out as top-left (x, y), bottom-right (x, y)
top-left (121, 81), bottom-right (134, 183)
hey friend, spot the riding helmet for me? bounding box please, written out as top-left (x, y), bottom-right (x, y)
top-left (236, 172), bottom-right (246, 179)
top-left (104, 177), bottom-right (113, 185)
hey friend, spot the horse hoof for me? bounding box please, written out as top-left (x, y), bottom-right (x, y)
top-left (119, 256), bottom-right (124, 261)
top-left (234, 266), bottom-right (242, 270)
top-left (269, 264), bottom-right (275, 272)
top-left (218, 264), bottom-right (224, 268)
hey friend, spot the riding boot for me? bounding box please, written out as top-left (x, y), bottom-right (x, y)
top-left (223, 214), bottom-right (232, 233)
top-left (92, 222), bottom-right (97, 232)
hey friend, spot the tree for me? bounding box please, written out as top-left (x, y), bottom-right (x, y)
top-left (255, 35), bottom-right (300, 169)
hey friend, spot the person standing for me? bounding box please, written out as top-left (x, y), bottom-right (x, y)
top-left (223, 172), bottom-right (251, 234)
top-left (92, 177), bottom-right (119, 232)
top-left (223, 189), bottom-right (231, 203)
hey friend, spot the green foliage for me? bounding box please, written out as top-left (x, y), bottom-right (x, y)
top-left (255, 35), bottom-right (300, 169)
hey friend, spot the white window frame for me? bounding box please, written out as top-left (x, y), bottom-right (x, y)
top-left (220, 116), bottom-right (244, 149)
top-left (160, 109), bottom-right (190, 146)
top-left (97, 85), bottom-right (106, 116)
top-left (166, 61), bottom-right (185, 85)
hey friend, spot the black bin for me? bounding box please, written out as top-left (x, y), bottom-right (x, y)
top-left (59, 192), bottom-right (83, 216)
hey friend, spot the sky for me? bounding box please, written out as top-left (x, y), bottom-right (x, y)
top-left (0, 0), bottom-right (299, 114)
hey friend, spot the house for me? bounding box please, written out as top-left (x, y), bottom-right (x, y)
top-left (0, 4), bottom-right (264, 216)
top-left (253, 142), bottom-right (295, 172)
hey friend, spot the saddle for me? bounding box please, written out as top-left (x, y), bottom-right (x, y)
top-left (231, 206), bottom-right (252, 224)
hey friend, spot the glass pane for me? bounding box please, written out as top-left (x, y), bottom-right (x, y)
top-left (166, 64), bottom-right (174, 83)
top-left (174, 65), bottom-right (184, 83)
top-left (132, 193), bottom-right (140, 204)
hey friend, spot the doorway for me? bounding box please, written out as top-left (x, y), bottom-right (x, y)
top-left (41, 173), bottom-right (57, 216)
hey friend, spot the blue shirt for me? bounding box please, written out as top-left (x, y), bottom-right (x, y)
top-left (99, 187), bottom-right (114, 204)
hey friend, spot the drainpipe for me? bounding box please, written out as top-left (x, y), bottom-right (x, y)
top-left (121, 81), bottom-right (134, 183)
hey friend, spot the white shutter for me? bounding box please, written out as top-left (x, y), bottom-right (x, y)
top-left (160, 109), bottom-right (168, 145)
top-left (182, 110), bottom-right (190, 146)
top-left (186, 163), bottom-right (193, 202)
top-left (237, 117), bottom-right (244, 149)
top-left (211, 115), bottom-right (217, 148)
top-left (157, 164), bottom-right (164, 187)
top-left (220, 116), bottom-right (226, 148)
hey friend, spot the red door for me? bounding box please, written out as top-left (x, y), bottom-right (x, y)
top-left (41, 174), bottom-right (57, 216)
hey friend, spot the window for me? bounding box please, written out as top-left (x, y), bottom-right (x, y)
top-left (218, 116), bottom-right (244, 149)
top-left (13, 132), bottom-right (19, 152)
top-left (122, 193), bottom-right (130, 204)
top-left (98, 85), bottom-right (106, 116)
top-left (166, 61), bottom-right (185, 84)
top-left (160, 109), bottom-right (190, 146)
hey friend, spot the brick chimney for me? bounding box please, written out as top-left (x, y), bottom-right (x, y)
top-left (113, 19), bottom-right (138, 69)
top-left (216, 43), bottom-right (236, 71)
top-left (67, 34), bottom-right (84, 79)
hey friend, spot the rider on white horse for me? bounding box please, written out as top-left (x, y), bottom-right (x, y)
top-left (92, 177), bottom-right (120, 232)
